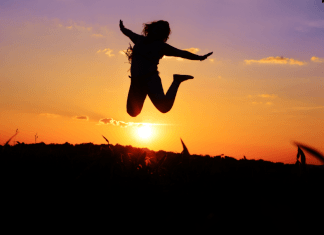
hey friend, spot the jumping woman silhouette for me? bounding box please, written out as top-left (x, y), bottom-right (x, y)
top-left (120, 20), bottom-right (213, 117)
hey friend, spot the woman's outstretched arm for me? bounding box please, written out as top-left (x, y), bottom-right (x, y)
top-left (164, 43), bottom-right (213, 61)
top-left (119, 20), bottom-right (140, 44)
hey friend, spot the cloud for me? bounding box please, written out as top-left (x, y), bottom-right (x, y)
top-left (62, 21), bottom-right (92, 32)
top-left (99, 118), bottom-right (143, 127)
top-left (306, 20), bottom-right (324, 29)
top-left (295, 20), bottom-right (324, 32)
top-left (91, 33), bottom-right (104, 38)
top-left (311, 56), bottom-right (324, 63)
top-left (56, 20), bottom-right (113, 39)
top-left (184, 48), bottom-right (200, 54)
top-left (291, 106), bottom-right (324, 111)
top-left (98, 118), bottom-right (166, 128)
top-left (245, 56), bottom-right (306, 66)
top-left (119, 50), bottom-right (126, 55)
top-left (97, 48), bottom-right (115, 57)
top-left (74, 116), bottom-right (89, 120)
top-left (249, 94), bottom-right (277, 106)
top-left (289, 58), bottom-right (306, 65)
top-left (73, 25), bottom-right (92, 32)
top-left (162, 55), bottom-right (172, 59)
top-left (251, 101), bottom-right (273, 106)
top-left (104, 48), bottom-right (114, 57)
top-left (248, 94), bottom-right (278, 99)
top-left (258, 94), bottom-right (277, 99)
top-left (99, 118), bottom-right (126, 126)
top-left (209, 59), bottom-right (214, 62)
top-left (118, 121), bottom-right (128, 127)
top-left (40, 113), bottom-right (60, 118)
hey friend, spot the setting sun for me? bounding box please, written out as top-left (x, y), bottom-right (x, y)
top-left (137, 125), bottom-right (152, 139)
top-left (0, 0), bottom-right (323, 164)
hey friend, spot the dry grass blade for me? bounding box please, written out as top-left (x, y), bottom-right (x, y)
top-left (5, 131), bottom-right (19, 146)
top-left (180, 138), bottom-right (190, 156)
top-left (102, 135), bottom-right (109, 145)
top-left (138, 152), bottom-right (146, 166)
top-left (294, 142), bottom-right (324, 164)
top-left (297, 147), bottom-right (306, 166)
top-left (157, 154), bottom-right (167, 168)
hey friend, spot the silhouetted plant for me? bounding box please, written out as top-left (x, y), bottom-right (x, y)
top-left (102, 135), bottom-right (109, 145)
top-left (296, 146), bottom-right (306, 176)
top-left (180, 138), bottom-right (190, 157)
top-left (294, 142), bottom-right (324, 164)
top-left (4, 130), bottom-right (19, 146)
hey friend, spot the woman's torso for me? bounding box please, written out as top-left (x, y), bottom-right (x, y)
top-left (130, 36), bottom-right (165, 79)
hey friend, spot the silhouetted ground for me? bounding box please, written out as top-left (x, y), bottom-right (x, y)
top-left (1, 142), bottom-right (323, 231)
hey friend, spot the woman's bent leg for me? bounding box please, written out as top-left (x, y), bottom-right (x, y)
top-left (147, 74), bottom-right (193, 113)
top-left (127, 81), bottom-right (147, 117)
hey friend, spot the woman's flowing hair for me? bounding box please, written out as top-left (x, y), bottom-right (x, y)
top-left (125, 20), bottom-right (171, 64)
top-left (125, 43), bottom-right (134, 64)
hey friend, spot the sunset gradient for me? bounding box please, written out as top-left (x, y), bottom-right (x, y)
top-left (1, 0), bottom-right (323, 164)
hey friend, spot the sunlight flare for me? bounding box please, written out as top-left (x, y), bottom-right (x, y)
top-left (137, 125), bottom-right (152, 139)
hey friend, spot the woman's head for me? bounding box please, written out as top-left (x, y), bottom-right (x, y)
top-left (142, 20), bottom-right (171, 42)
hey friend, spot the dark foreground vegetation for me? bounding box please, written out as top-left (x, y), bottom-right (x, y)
top-left (1, 139), bottom-right (323, 230)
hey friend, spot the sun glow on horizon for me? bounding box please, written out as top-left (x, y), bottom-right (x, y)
top-left (137, 125), bottom-right (152, 140)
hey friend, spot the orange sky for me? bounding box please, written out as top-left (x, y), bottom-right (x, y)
top-left (0, 0), bottom-right (323, 165)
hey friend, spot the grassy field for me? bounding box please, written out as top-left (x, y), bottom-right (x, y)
top-left (1, 135), bottom-right (323, 230)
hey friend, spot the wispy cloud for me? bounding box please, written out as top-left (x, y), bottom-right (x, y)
top-left (252, 102), bottom-right (263, 105)
top-left (98, 118), bottom-right (167, 127)
top-left (248, 94), bottom-right (278, 99)
top-left (74, 116), bottom-right (89, 120)
top-left (99, 118), bottom-right (140, 127)
top-left (258, 94), bottom-right (277, 99)
top-left (91, 33), bottom-right (104, 38)
top-left (56, 20), bottom-right (111, 39)
top-left (249, 94), bottom-right (277, 106)
top-left (119, 50), bottom-right (126, 55)
top-left (184, 48), bottom-right (200, 54)
top-left (295, 20), bottom-right (324, 32)
top-left (311, 56), bottom-right (324, 63)
top-left (59, 21), bottom-right (92, 32)
top-left (291, 106), bottom-right (324, 111)
top-left (97, 48), bottom-right (115, 57)
top-left (245, 56), bottom-right (306, 66)
top-left (162, 55), bottom-right (172, 59)
top-left (305, 20), bottom-right (324, 29)
top-left (251, 101), bottom-right (273, 106)
top-left (39, 113), bottom-right (60, 118)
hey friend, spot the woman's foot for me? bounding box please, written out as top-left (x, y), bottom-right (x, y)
top-left (173, 74), bottom-right (194, 83)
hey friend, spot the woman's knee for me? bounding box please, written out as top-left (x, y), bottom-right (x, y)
top-left (160, 109), bottom-right (170, 114)
top-left (156, 104), bottom-right (171, 113)
top-left (127, 107), bottom-right (140, 117)
top-left (127, 109), bottom-right (140, 117)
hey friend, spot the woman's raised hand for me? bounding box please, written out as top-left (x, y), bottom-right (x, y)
top-left (119, 20), bottom-right (125, 30)
top-left (200, 52), bottom-right (213, 61)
